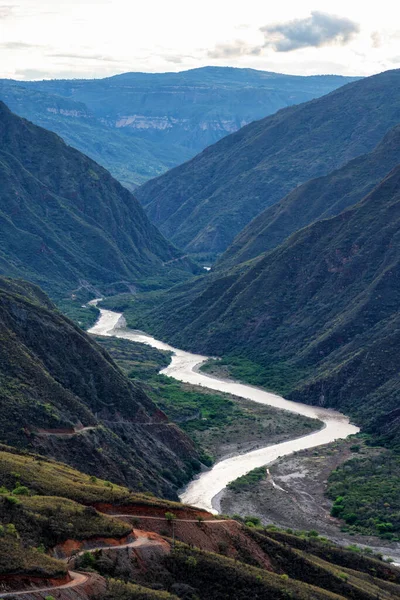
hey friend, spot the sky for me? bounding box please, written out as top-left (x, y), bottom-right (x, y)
top-left (0, 0), bottom-right (399, 80)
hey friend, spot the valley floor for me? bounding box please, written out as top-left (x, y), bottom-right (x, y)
top-left (220, 438), bottom-right (400, 563)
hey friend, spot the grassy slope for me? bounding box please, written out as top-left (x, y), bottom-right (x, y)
top-left (1, 443), bottom-right (400, 598)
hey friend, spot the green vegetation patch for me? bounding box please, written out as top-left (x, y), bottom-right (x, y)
top-left (0, 493), bottom-right (130, 549)
top-left (327, 450), bottom-right (400, 540)
top-left (201, 357), bottom-right (309, 397)
top-left (0, 535), bottom-right (66, 577)
top-left (57, 299), bottom-right (99, 330)
top-left (103, 580), bottom-right (179, 600)
top-left (227, 467), bottom-right (267, 493)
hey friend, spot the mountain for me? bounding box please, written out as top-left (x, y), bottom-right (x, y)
top-left (0, 102), bottom-right (196, 297)
top-left (136, 69), bottom-right (400, 257)
top-left (220, 124), bottom-right (400, 268)
top-left (0, 67), bottom-right (358, 189)
top-left (0, 276), bottom-right (201, 499)
top-left (122, 165), bottom-right (400, 444)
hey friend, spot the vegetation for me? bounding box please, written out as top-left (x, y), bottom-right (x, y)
top-left (227, 467), bottom-right (267, 493)
top-left (0, 445), bottom-right (190, 512)
top-left (96, 336), bottom-right (321, 462)
top-left (57, 299), bottom-right (99, 330)
top-left (201, 357), bottom-right (308, 397)
top-left (0, 494), bottom-right (131, 548)
top-left (327, 451), bottom-right (400, 540)
top-left (0, 101), bottom-right (195, 299)
top-left (0, 535), bottom-right (66, 577)
top-left (104, 580), bottom-right (179, 600)
top-left (220, 124), bottom-right (400, 268)
top-left (0, 278), bottom-right (200, 499)
top-left (137, 69), bottom-right (398, 255)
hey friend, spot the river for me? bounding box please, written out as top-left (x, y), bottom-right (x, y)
top-left (88, 306), bottom-right (359, 514)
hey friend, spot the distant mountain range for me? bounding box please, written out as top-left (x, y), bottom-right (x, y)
top-left (0, 67), bottom-right (358, 189)
top-left (0, 102), bottom-right (196, 298)
top-left (137, 69), bottom-right (400, 257)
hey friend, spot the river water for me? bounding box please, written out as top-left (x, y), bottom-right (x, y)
top-left (88, 306), bottom-right (359, 514)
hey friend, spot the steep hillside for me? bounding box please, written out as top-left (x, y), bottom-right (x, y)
top-left (0, 276), bottom-right (200, 499)
top-left (120, 165), bottom-right (400, 442)
top-left (2, 67), bottom-right (358, 189)
top-left (136, 69), bottom-right (400, 256)
top-left (0, 102), bottom-right (195, 297)
top-left (220, 124), bottom-right (400, 268)
top-left (1, 445), bottom-right (399, 600)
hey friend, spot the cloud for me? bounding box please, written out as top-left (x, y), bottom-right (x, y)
top-left (371, 31), bottom-right (382, 48)
top-left (164, 55), bottom-right (183, 64)
top-left (0, 41), bottom-right (44, 50)
top-left (0, 5), bottom-right (15, 19)
top-left (46, 52), bottom-right (120, 63)
top-left (208, 11), bottom-right (360, 58)
top-left (261, 11), bottom-right (360, 52)
top-left (208, 40), bottom-right (261, 59)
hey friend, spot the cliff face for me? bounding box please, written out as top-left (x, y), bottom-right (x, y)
top-left (0, 102), bottom-right (195, 298)
top-left (0, 277), bottom-right (199, 499)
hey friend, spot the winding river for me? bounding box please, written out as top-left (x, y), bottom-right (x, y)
top-left (88, 307), bottom-right (359, 514)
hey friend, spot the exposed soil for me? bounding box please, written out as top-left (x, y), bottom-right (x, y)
top-left (130, 516), bottom-right (273, 569)
top-left (220, 438), bottom-right (400, 562)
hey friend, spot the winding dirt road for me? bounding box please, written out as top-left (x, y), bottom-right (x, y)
top-left (0, 571), bottom-right (89, 598)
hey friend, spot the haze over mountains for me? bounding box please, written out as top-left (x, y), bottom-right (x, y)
top-left (137, 69), bottom-right (400, 257)
top-left (0, 101), bottom-right (196, 297)
top-left (0, 67), bottom-right (357, 189)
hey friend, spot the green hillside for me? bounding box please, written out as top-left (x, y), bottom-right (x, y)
top-left (0, 102), bottom-right (196, 298)
top-left (220, 124), bottom-right (400, 268)
top-left (136, 69), bottom-right (400, 257)
top-left (1, 443), bottom-right (399, 600)
top-left (0, 276), bottom-right (200, 499)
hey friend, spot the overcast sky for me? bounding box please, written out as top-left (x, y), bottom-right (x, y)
top-left (0, 0), bottom-right (399, 80)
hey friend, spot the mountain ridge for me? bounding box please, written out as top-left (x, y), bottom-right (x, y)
top-left (0, 101), bottom-right (196, 297)
top-left (0, 275), bottom-right (200, 498)
top-left (136, 68), bottom-right (400, 256)
top-left (219, 123), bottom-right (400, 267)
